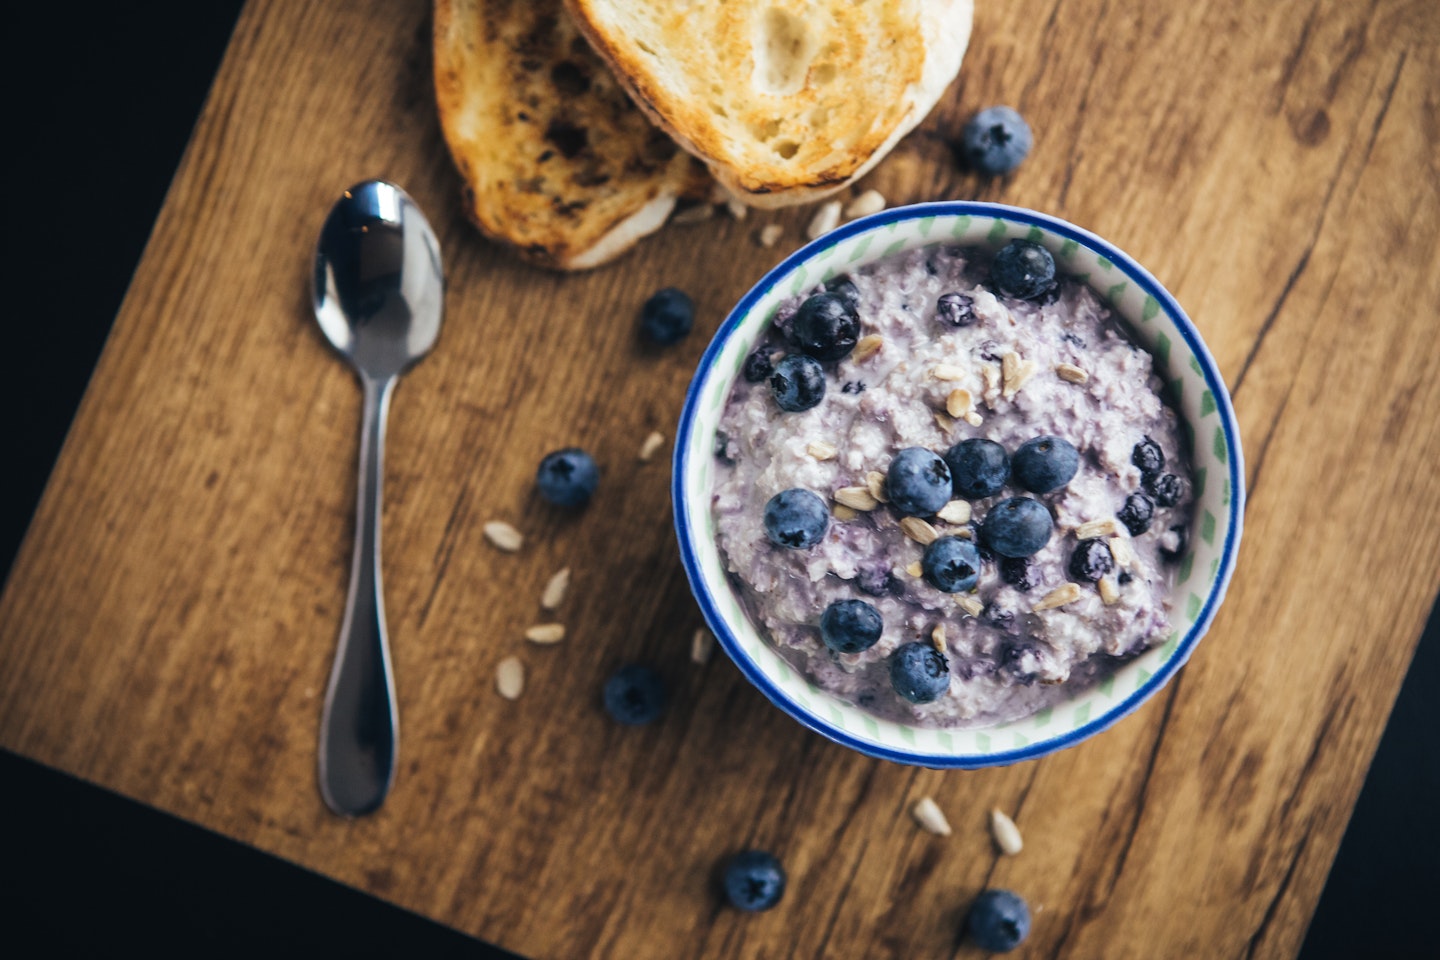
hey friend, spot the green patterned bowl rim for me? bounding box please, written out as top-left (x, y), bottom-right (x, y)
top-left (672, 202), bottom-right (1244, 767)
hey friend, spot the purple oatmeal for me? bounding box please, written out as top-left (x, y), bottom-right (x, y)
top-left (710, 243), bottom-right (1193, 728)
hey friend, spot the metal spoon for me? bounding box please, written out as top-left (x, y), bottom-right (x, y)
top-left (312, 180), bottom-right (443, 816)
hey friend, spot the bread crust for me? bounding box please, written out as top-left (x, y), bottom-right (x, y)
top-left (434, 0), bottom-right (710, 269)
top-left (565, 0), bottom-right (973, 208)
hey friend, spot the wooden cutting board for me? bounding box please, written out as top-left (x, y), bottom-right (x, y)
top-left (2, 1), bottom-right (1436, 956)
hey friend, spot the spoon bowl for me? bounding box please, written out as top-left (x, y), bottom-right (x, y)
top-left (312, 180), bottom-right (444, 816)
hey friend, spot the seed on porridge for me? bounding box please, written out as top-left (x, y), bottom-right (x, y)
top-left (964, 410), bottom-right (984, 427)
top-left (865, 470), bottom-right (890, 503)
top-left (901, 516), bottom-right (941, 545)
top-left (832, 503), bottom-right (859, 521)
top-left (1109, 537), bottom-right (1135, 568)
top-left (906, 560), bottom-right (924, 578)
top-left (807, 440), bottom-right (838, 460)
top-left (956, 596), bottom-right (984, 617)
top-left (835, 486), bottom-right (880, 511)
top-left (930, 623), bottom-right (947, 652)
top-left (934, 411), bottom-right (958, 433)
top-left (1098, 576), bottom-right (1121, 605)
top-left (930, 363), bottom-right (967, 381)
top-left (946, 388), bottom-right (974, 418)
top-left (1055, 362), bottom-right (1089, 383)
top-left (936, 500), bottom-right (972, 525)
top-left (1034, 583), bottom-right (1084, 611)
top-left (1075, 518), bottom-right (1125, 541)
top-left (1001, 353), bottom-right (1038, 399)
top-left (852, 333), bottom-right (884, 363)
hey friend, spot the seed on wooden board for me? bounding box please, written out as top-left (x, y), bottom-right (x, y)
top-left (495, 656), bottom-right (524, 699)
top-left (990, 808), bottom-right (1024, 855)
top-left (672, 202), bottom-right (714, 224)
top-left (726, 197), bottom-right (748, 220)
top-left (691, 627), bottom-right (715, 665)
top-left (638, 430), bottom-right (666, 462)
top-left (525, 623), bottom-right (565, 644)
top-left (484, 521), bottom-right (523, 552)
top-left (758, 224), bottom-right (784, 247)
top-left (807, 200), bottom-right (843, 239)
top-left (844, 189), bottom-right (886, 219)
top-left (912, 796), bottom-right (952, 836)
top-left (541, 567), bottom-right (570, 610)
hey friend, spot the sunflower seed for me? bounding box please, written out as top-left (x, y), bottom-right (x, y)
top-left (930, 363), bottom-right (967, 381)
top-left (1002, 353), bottom-right (1037, 399)
top-left (934, 411), bottom-right (957, 433)
top-left (638, 430), bottom-right (666, 462)
top-left (807, 200), bottom-right (843, 239)
top-left (956, 596), bottom-right (984, 617)
top-left (936, 500), bottom-right (972, 524)
top-left (946, 388), bottom-right (973, 418)
top-left (525, 623), bottom-right (565, 644)
top-left (1055, 362), bottom-right (1089, 383)
top-left (906, 560), bottom-right (924, 578)
top-left (1034, 582), bottom-right (1084, 611)
top-left (1109, 537), bottom-right (1135, 567)
top-left (844, 189), bottom-right (886, 220)
top-left (852, 334), bottom-right (884, 363)
top-left (691, 627), bottom-right (715, 665)
top-left (835, 486), bottom-right (880, 511)
top-left (1076, 518), bottom-right (1124, 540)
top-left (832, 503), bottom-right (858, 521)
top-left (807, 440), bottom-right (838, 460)
top-left (912, 796), bottom-right (952, 836)
top-left (901, 516), bottom-right (940, 545)
top-left (541, 567), bottom-right (571, 610)
top-left (484, 521), bottom-right (523, 553)
top-left (758, 224), bottom-right (784, 247)
top-left (990, 808), bottom-right (1024, 855)
top-left (964, 410), bottom-right (984, 427)
top-left (930, 623), bottom-right (947, 653)
top-left (865, 470), bottom-right (890, 503)
top-left (495, 656), bottom-right (525, 699)
top-left (1098, 576), bottom-right (1121, 605)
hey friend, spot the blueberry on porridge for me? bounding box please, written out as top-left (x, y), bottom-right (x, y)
top-left (710, 243), bottom-right (1193, 727)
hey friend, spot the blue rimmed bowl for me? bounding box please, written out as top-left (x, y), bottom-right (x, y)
top-left (672, 202), bottom-right (1243, 767)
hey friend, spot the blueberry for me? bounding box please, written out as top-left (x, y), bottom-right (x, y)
top-left (960, 106), bottom-right (1033, 176)
top-left (639, 287), bottom-right (694, 345)
top-left (841, 380), bottom-right (866, 394)
top-left (1068, 538), bottom-right (1115, 582)
top-left (769, 354), bottom-right (826, 412)
top-left (990, 239), bottom-right (1056, 301)
top-left (966, 889), bottom-right (1031, 952)
top-left (823, 275), bottom-right (861, 310)
top-left (1011, 435), bottom-right (1079, 493)
top-left (935, 292), bottom-right (976, 327)
top-left (981, 497), bottom-right (1054, 558)
top-left (1132, 436), bottom-right (1165, 476)
top-left (889, 642), bottom-right (951, 704)
top-left (886, 447), bottom-right (953, 516)
top-left (742, 350), bottom-right (773, 383)
top-left (789, 292), bottom-right (860, 361)
top-left (722, 850), bottom-right (786, 912)
top-left (535, 448), bottom-right (600, 506)
top-left (944, 438), bottom-right (1010, 499)
top-left (1159, 523), bottom-right (1188, 562)
top-left (922, 536), bottom-right (981, 593)
top-left (602, 664), bottom-right (665, 725)
top-left (820, 599), bottom-right (884, 654)
top-left (998, 555), bottom-right (1032, 591)
top-left (1144, 472), bottom-right (1184, 507)
top-left (763, 489), bottom-right (829, 549)
top-left (1117, 491), bottom-right (1155, 535)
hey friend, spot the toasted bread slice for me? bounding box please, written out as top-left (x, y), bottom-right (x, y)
top-left (434, 0), bottom-right (710, 270)
top-left (564, 0), bottom-right (973, 209)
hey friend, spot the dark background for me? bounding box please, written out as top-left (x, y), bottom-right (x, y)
top-left (3, 3), bottom-right (1433, 955)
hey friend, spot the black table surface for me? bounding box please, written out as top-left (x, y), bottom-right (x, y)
top-left (5, 3), bottom-right (1434, 955)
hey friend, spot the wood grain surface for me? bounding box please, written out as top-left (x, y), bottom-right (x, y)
top-left (2, 1), bottom-right (1437, 957)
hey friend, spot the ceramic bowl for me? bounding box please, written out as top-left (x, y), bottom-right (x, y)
top-left (672, 202), bottom-right (1243, 767)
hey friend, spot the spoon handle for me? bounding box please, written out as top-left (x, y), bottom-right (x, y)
top-left (318, 374), bottom-right (399, 816)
